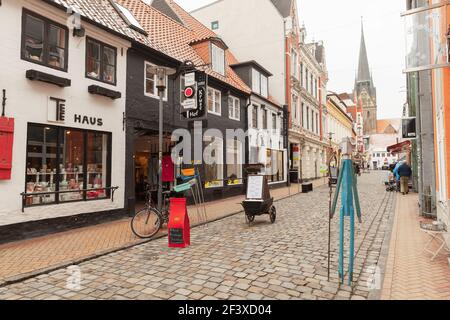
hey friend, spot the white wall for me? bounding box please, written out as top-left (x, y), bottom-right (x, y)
top-left (248, 95), bottom-right (287, 183)
top-left (192, 0), bottom-right (286, 104)
top-left (0, 0), bottom-right (129, 225)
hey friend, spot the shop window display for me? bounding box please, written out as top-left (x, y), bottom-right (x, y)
top-left (59, 129), bottom-right (84, 202)
top-left (226, 139), bottom-right (243, 185)
top-left (25, 124), bottom-right (111, 207)
top-left (204, 136), bottom-right (223, 188)
top-left (265, 149), bottom-right (284, 183)
top-left (86, 132), bottom-right (109, 200)
top-left (26, 126), bottom-right (58, 205)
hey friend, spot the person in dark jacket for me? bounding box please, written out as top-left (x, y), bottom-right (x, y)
top-left (398, 162), bottom-right (412, 195)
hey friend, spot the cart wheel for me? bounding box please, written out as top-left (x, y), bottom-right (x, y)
top-left (269, 207), bottom-right (276, 223)
top-left (245, 214), bottom-right (255, 225)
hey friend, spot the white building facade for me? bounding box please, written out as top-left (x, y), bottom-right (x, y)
top-left (296, 38), bottom-right (328, 180)
top-left (230, 60), bottom-right (288, 185)
top-left (0, 0), bottom-right (134, 227)
top-left (192, 0), bottom-right (328, 182)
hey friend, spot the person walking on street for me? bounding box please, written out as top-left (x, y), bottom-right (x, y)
top-left (397, 162), bottom-right (412, 195)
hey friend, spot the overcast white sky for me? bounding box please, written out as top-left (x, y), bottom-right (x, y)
top-left (175, 0), bottom-right (406, 119)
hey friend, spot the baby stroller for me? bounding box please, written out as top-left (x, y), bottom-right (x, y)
top-left (386, 180), bottom-right (397, 192)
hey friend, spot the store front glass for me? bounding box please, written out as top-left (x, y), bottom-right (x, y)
top-left (226, 139), bottom-right (243, 185)
top-left (266, 149), bottom-right (284, 183)
top-left (25, 123), bottom-right (111, 207)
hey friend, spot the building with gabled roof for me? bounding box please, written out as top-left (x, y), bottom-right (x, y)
top-left (116, 0), bottom-right (254, 206)
top-left (0, 0), bottom-right (148, 238)
top-left (191, 0), bottom-right (329, 182)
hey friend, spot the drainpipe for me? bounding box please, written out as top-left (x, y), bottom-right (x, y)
top-left (283, 18), bottom-right (291, 185)
top-left (245, 97), bottom-right (251, 187)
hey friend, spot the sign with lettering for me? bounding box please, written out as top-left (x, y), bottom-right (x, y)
top-left (182, 98), bottom-right (196, 110)
top-left (48, 97), bottom-right (66, 123)
top-left (181, 71), bottom-right (208, 121)
top-left (74, 114), bottom-right (103, 127)
top-left (246, 175), bottom-right (264, 199)
top-left (184, 72), bottom-right (195, 87)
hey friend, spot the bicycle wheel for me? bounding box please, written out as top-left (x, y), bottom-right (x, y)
top-left (131, 207), bottom-right (162, 239)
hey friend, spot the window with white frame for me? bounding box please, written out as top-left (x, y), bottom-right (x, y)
top-left (305, 68), bottom-right (309, 91)
top-left (228, 96), bottom-right (240, 120)
top-left (262, 108), bottom-right (268, 129)
top-left (261, 75), bottom-right (268, 98)
top-left (272, 113), bottom-right (277, 130)
top-left (208, 87), bottom-right (222, 115)
top-left (252, 68), bottom-right (261, 93)
top-left (292, 94), bottom-right (298, 122)
top-left (306, 106), bottom-right (310, 130)
top-left (252, 105), bottom-right (259, 128)
top-left (211, 43), bottom-right (225, 76)
top-left (315, 113), bottom-right (319, 134)
top-left (302, 103), bottom-right (306, 128)
top-left (252, 69), bottom-right (269, 98)
top-left (145, 62), bottom-right (168, 100)
top-left (291, 49), bottom-right (298, 78)
top-left (300, 63), bottom-right (304, 87)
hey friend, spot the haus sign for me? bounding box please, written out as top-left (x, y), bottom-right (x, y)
top-left (47, 97), bottom-right (103, 127)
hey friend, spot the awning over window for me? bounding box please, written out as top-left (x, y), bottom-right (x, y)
top-left (387, 140), bottom-right (411, 155)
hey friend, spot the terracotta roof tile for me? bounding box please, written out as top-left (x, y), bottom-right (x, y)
top-left (377, 119), bottom-right (401, 134)
top-left (46, 0), bottom-right (158, 49)
top-left (46, 0), bottom-right (250, 94)
top-left (116, 0), bottom-right (250, 94)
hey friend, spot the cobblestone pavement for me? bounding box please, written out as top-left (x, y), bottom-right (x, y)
top-left (0, 172), bottom-right (395, 300)
top-left (0, 181), bottom-right (320, 282)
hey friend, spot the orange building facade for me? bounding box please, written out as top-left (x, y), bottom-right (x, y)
top-left (431, 4), bottom-right (450, 233)
top-left (404, 0), bottom-right (450, 238)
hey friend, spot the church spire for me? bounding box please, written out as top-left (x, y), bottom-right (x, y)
top-left (356, 19), bottom-right (371, 83)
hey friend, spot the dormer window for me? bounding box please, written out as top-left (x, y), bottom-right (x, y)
top-left (261, 75), bottom-right (268, 98)
top-left (252, 69), bottom-right (269, 98)
top-left (211, 43), bottom-right (225, 76)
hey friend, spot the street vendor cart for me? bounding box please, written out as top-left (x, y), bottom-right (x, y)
top-left (241, 165), bottom-right (276, 225)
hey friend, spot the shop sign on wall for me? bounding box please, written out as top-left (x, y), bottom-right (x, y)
top-left (48, 97), bottom-right (66, 123)
top-left (47, 97), bottom-right (103, 127)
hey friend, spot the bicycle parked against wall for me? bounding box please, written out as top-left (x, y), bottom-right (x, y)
top-left (131, 186), bottom-right (171, 239)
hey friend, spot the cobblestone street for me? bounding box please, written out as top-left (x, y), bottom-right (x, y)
top-left (0, 172), bottom-right (396, 300)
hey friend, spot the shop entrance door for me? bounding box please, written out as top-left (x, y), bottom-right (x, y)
top-left (133, 131), bottom-right (177, 212)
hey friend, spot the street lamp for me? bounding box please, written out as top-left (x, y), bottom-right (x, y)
top-left (146, 65), bottom-right (177, 212)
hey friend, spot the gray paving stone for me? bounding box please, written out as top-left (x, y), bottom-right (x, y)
top-left (0, 173), bottom-right (394, 301)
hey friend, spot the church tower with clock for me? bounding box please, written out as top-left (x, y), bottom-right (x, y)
top-left (354, 23), bottom-right (377, 135)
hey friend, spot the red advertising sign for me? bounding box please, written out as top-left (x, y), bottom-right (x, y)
top-left (168, 198), bottom-right (190, 248)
